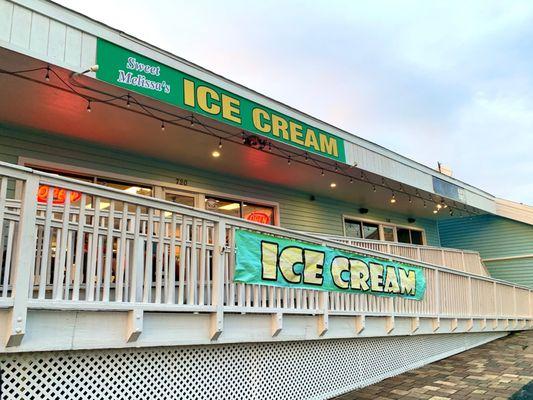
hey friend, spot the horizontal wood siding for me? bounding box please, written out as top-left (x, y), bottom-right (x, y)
top-left (0, 123), bottom-right (441, 244)
top-left (439, 214), bottom-right (533, 287)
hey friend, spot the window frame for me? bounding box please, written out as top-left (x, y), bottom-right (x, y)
top-left (18, 157), bottom-right (280, 226)
top-left (342, 215), bottom-right (426, 245)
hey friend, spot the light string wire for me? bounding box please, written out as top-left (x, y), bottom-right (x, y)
top-left (0, 65), bottom-right (478, 216)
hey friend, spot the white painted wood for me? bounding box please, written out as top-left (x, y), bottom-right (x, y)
top-left (210, 220), bottom-right (225, 340)
top-left (143, 208), bottom-right (153, 303)
top-left (37, 185), bottom-right (53, 300)
top-left (411, 316), bottom-right (420, 333)
top-left (126, 308), bottom-right (143, 342)
top-left (5, 175), bottom-right (39, 346)
top-left (53, 190), bottom-right (70, 300)
top-left (72, 194), bottom-right (86, 301)
top-left (86, 197), bottom-right (101, 301)
top-left (102, 201), bottom-right (114, 302)
top-left (0, 0), bottom-right (14, 42)
top-left (28, 10), bottom-right (48, 54)
top-left (318, 292), bottom-right (328, 336)
top-left (64, 26), bottom-right (81, 67)
top-left (271, 312), bottom-right (282, 337)
top-left (10, 4), bottom-right (31, 48)
top-left (47, 18), bottom-right (66, 62)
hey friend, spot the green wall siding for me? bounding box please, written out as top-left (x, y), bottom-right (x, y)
top-left (0, 123), bottom-right (441, 245)
top-left (439, 214), bottom-right (533, 288)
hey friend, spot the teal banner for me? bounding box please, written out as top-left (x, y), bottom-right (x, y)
top-left (234, 229), bottom-right (426, 300)
top-left (95, 39), bottom-right (346, 163)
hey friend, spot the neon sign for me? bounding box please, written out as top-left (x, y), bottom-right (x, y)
top-left (245, 211), bottom-right (271, 225)
top-left (37, 185), bottom-right (82, 204)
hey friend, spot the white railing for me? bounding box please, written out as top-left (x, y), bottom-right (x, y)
top-left (0, 161), bottom-right (531, 345)
top-left (317, 234), bottom-right (490, 277)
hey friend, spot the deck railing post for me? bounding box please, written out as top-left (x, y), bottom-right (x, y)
top-left (210, 220), bottom-right (226, 340)
top-left (513, 286), bottom-right (517, 318)
top-left (467, 276), bottom-right (473, 318)
top-left (5, 175), bottom-right (39, 347)
top-left (493, 281), bottom-right (498, 318)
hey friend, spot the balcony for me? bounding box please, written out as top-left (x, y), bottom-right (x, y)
top-left (0, 161), bottom-right (531, 352)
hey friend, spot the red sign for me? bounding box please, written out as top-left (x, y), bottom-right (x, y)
top-left (37, 185), bottom-right (82, 204)
top-left (245, 211), bottom-right (271, 225)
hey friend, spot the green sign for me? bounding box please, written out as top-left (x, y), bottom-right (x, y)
top-left (95, 39), bottom-right (346, 163)
top-left (235, 229), bottom-right (426, 300)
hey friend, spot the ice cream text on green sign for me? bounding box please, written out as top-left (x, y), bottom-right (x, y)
top-left (95, 39), bottom-right (346, 162)
top-left (183, 79), bottom-right (340, 159)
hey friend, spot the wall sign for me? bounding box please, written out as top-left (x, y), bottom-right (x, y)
top-left (96, 39), bottom-right (346, 163)
top-left (234, 229), bottom-right (426, 300)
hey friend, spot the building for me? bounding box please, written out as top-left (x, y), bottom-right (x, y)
top-left (0, 1), bottom-right (531, 399)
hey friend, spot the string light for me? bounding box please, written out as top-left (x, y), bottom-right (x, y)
top-left (330, 182), bottom-right (337, 188)
top-left (7, 64), bottom-right (476, 217)
top-left (390, 192), bottom-right (396, 204)
top-left (218, 138), bottom-right (223, 149)
top-left (241, 131), bottom-right (246, 143)
top-left (433, 209), bottom-right (438, 214)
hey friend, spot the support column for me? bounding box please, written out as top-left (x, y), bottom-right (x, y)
top-left (5, 176), bottom-right (39, 347)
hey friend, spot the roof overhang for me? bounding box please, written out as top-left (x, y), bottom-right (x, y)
top-left (0, 0), bottom-right (498, 217)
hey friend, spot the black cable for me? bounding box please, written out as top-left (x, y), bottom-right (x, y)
top-left (0, 65), bottom-right (478, 216)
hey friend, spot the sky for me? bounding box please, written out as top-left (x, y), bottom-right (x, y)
top-left (56, 0), bottom-right (533, 204)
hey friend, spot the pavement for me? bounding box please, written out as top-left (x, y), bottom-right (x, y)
top-left (335, 331), bottom-right (533, 400)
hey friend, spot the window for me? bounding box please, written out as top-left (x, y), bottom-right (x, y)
top-left (397, 227), bottom-right (424, 245)
top-left (165, 192), bottom-right (196, 207)
top-left (344, 217), bottom-right (425, 245)
top-left (205, 196), bottom-right (275, 225)
top-left (97, 178), bottom-right (153, 197)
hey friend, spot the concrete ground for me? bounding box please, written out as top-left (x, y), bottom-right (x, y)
top-left (335, 331), bottom-right (533, 400)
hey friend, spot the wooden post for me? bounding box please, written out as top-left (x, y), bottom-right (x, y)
top-left (5, 176), bottom-right (39, 347)
top-left (467, 277), bottom-right (473, 318)
top-left (210, 220), bottom-right (225, 340)
top-left (318, 292), bottom-right (328, 336)
top-left (355, 315), bottom-right (365, 334)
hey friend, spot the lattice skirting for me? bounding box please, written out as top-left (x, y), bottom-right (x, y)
top-left (0, 332), bottom-right (506, 400)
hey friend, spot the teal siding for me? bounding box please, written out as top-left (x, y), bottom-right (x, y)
top-left (483, 259), bottom-right (533, 289)
top-left (0, 123), bottom-right (441, 245)
top-left (439, 214), bottom-right (533, 288)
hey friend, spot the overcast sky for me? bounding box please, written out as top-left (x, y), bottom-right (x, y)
top-left (56, 0), bottom-right (533, 204)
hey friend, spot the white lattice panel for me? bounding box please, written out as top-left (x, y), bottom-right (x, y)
top-left (0, 332), bottom-right (506, 400)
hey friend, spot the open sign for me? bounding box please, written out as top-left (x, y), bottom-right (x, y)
top-left (245, 211), bottom-right (271, 225)
top-left (37, 185), bottom-right (82, 204)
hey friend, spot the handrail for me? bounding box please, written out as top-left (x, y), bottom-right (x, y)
top-left (315, 232), bottom-right (490, 277)
top-left (317, 233), bottom-right (481, 255)
top-left (0, 160), bottom-right (531, 347)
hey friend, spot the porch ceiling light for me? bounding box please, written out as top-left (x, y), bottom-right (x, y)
top-left (211, 150), bottom-right (221, 158)
top-left (390, 192), bottom-right (396, 204)
top-left (330, 182), bottom-right (337, 188)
